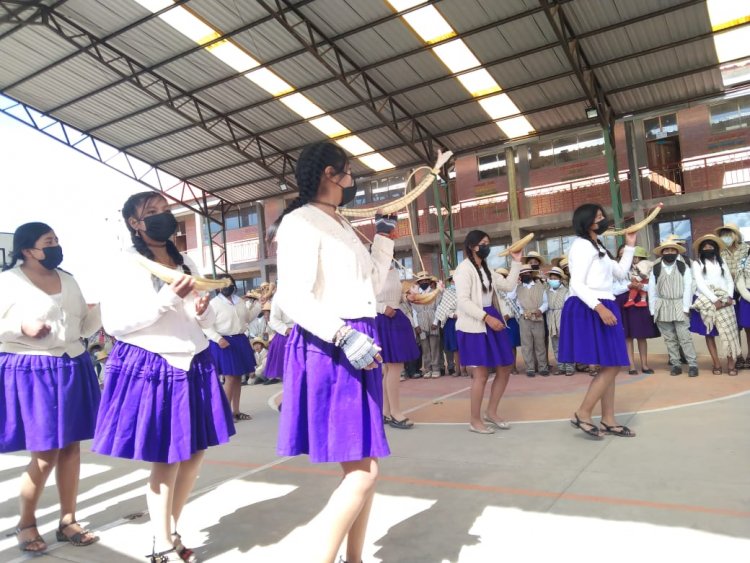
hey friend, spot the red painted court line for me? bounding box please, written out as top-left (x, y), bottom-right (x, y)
top-left (204, 459), bottom-right (750, 519)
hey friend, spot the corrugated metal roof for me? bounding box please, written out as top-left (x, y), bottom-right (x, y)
top-left (0, 0), bottom-right (739, 206)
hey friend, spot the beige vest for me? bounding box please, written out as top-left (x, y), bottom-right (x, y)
top-left (654, 267), bottom-right (685, 323)
top-left (517, 282), bottom-right (545, 321)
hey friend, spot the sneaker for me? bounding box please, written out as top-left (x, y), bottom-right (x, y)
top-left (526, 370), bottom-right (535, 378)
top-left (565, 368), bottom-right (575, 376)
top-left (411, 371), bottom-right (424, 379)
top-left (670, 366), bottom-right (683, 376)
top-left (688, 367), bottom-right (699, 377)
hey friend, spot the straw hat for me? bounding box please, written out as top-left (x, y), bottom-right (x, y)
top-left (414, 270), bottom-right (436, 283)
top-left (559, 257), bottom-right (569, 269)
top-left (494, 267), bottom-right (509, 277)
top-left (653, 238), bottom-right (686, 256)
top-left (547, 266), bottom-right (566, 279)
top-left (261, 300), bottom-right (272, 312)
top-left (95, 350), bottom-right (109, 362)
top-left (522, 251), bottom-right (547, 266)
top-left (251, 337), bottom-right (268, 349)
top-left (693, 233), bottom-right (726, 255)
top-left (550, 255), bottom-right (566, 268)
top-left (633, 246), bottom-right (649, 259)
top-left (714, 223), bottom-right (743, 242)
top-left (519, 265), bottom-right (534, 275)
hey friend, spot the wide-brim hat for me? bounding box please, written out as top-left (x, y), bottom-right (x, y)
top-left (414, 270), bottom-right (436, 283)
top-left (559, 257), bottom-right (569, 269)
top-left (251, 337), bottom-right (268, 349)
top-left (522, 251), bottom-right (546, 266)
top-left (714, 223), bottom-right (743, 241)
top-left (550, 255), bottom-right (566, 268)
top-left (633, 246), bottom-right (649, 259)
top-left (547, 266), bottom-right (567, 279)
top-left (519, 265), bottom-right (534, 275)
top-left (495, 267), bottom-right (509, 277)
top-left (95, 350), bottom-right (109, 362)
top-left (653, 239), bottom-right (686, 256)
top-left (693, 234), bottom-right (726, 254)
top-left (261, 301), bottom-right (272, 312)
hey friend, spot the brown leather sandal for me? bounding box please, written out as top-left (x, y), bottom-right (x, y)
top-left (16, 522), bottom-right (46, 553)
top-left (56, 520), bottom-right (99, 546)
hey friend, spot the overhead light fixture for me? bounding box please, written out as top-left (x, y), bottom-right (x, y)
top-left (585, 106), bottom-right (599, 119)
top-left (279, 180), bottom-right (288, 191)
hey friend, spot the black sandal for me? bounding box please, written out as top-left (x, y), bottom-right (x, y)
top-left (601, 422), bottom-right (636, 437)
top-left (16, 522), bottom-right (46, 553)
top-left (570, 413), bottom-right (602, 438)
top-left (56, 520), bottom-right (99, 546)
top-left (388, 417), bottom-right (414, 429)
top-left (147, 547), bottom-right (179, 562)
top-left (233, 412), bottom-right (252, 421)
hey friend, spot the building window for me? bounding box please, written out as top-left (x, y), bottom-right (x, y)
top-left (529, 131), bottom-right (605, 169)
top-left (644, 113), bottom-right (678, 140)
top-left (395, 255), bottom-right (413, 280)
top-left (535, 235), bottom-right (577, 262)
top-left (658, 219), bottom-right (692, 256)
top-left (722, 211), bottom-right (750, 240)
top-left (709, 96), bottom-right (750, 132)
top-left (370, 174), bottom-right (406, 202)
top-left (235, 276), bottom-right (261, 296)
top-left (477, 153), bottom-right (507, 180)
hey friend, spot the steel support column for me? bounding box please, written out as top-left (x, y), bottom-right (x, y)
top-left (432, 171), bottom-right (456, 276)
top-left (603, 126), bottom-right (624, 238)
top-left (505, 147), bottom-right (521, 241)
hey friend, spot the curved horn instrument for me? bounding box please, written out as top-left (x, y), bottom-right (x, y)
top-left (602, 203), bottom-right (663, 236)
top-left (497, 233), bottom-right (535, 257)
top-left (133, 254), bottom-right (231, 291)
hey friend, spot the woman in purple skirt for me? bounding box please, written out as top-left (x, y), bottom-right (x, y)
top-left (0, 223), bottom-right (101, 553)
top-left (271, 142), bottom-right (448, 563)
top-left (616, 245), bottom-right (660, 375)
top-left (453, 230), bottom-right (522, 434)
top-left (376, 266), bottom-right (420, 429)
top-left (263, 297), bottom-right (294, 384)
top-left (738, 250), bottom-right (750, 359)
top-left (93, 192), bottom-right (234, 562)
top-left (205, 274), bottom-right (259, 421)
top-left (558, 204), bottom-right (637, 438)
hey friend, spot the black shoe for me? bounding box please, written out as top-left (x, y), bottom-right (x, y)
top-left (526, 371), bottom-right (535, 377)
top-left (448, 368), bottom-right (456, 376)
top-left (642, 368), bottom-right (655, 374)
top-left (670, 366), bottom-right (682, 376)
top-left (539, 370), bottom-right (550, 377)
top-left (411, 371), bottom-right (423, 379)
top-left (263, 378), bottom-right (280, 385)
top-left (688, 367), bottom-right (699, 377)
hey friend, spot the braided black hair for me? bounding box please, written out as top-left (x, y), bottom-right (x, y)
top-left (697, 240), bottom-right (726, 277)
top-left (464, 230), bottom-right (493, 293)
top-left (122, 191), bottom-right (191, 275)
top-left (4, 222), bottom-right (54, 271)
top-left (573, 203), bottom-right (608, 258)
top-left (267, 141), bottom-right (349, 242)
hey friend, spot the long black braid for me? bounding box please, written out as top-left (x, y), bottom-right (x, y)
top-left (122, 191), bottom-right (191, 275)
top-left (698, 240), bottom-right (725, 277)
top-left (267, 141), bottom-right (349, 242)
top-left (464, 230), bottom-right (493, 293)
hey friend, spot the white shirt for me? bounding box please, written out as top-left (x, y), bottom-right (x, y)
top-left (268, 299), bottom-right (294, 335)
top-left (692, 259), bottom-right (734, 303)
top-left (648, 261), bottom-right (693, 315)
top-left (275, 205), bottom-right (394, 342)
top-left (0, 267), bottom-right (101, 357)
top-left (100, 247), bottom-right (216, 370)
top-left (568, 238), bottom-right (634, 309)
top-left (204, 293), bottom-right (260, 343)
top-left (376, 269), bottom-right (403, 314)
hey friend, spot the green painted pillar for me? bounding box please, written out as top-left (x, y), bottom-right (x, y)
top-left (505, 147), bottom-right (521, 240)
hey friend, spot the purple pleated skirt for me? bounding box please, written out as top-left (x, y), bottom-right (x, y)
top-left (376, 310), bottom-right (420, 363)
top-left (442, 317), bottom-right (459, 352)
top-left (738, 299), bottom-right (750, 329)
top-left (0, 352), bottom-right (100, 453)
top-left (265, 332), bottom-right (288, 380)
top-left (505, 317), bottom-right (521, 348)
top-left (208, 333), bottom-right (256, 376)
top-left (277, 317), bottom-right (390, 463)
top-left (558, 297), bottom-right (630, 367)
top-left (689, 295), bottom-right (719, 336)
top-left (92, 341), bottom-right (235, 464)
top-left (456, 306), bottom-right (514, 367)
top-left (621, 304), bottom-right (660, 339)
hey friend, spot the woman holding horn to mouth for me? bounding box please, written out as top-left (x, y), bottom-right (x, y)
top-left (270, 141), bottom-right (451, 563)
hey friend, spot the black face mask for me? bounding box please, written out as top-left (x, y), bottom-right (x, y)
top-left (476, 244), bottom-right (490, 259)
top-left (701, 250), bottom-right (716, 260)
top-left (593, 218), bottom-right (610, 234)
top-left (221, 285), bottom-right (236, 297)
top-left (530, 264), bottom-right (540, 271)
top-left (662, 254), bottom-right (678, 264)
top-left (34, 246), bottom-right (63, 270)
top-left (419, 282), bottom-right (431, 291)
top-left (520, 275), bottom-right (533, 284)
top-left (143, 212), bottom-right (178, 242)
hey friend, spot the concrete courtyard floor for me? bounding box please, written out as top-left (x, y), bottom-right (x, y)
top-left (1, 350), bottom-right (749, 562)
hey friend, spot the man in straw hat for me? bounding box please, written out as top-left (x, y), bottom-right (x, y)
top-left (648, 238), bottom-right (699, 376)
top-left (247, 337), bottom-right (268, 385)
top-left (522, 250), bottom-right (547, 273)
top-left (409, 271), bottom-right (444, 378)
top-left (515, 265), bottom-right (549, 376)
top-left (714, 223), bottom-right (749, 369)
top-left (545, 266), bottom-right (573, 375)
top-left (690, 233), bottom-right (741, 375)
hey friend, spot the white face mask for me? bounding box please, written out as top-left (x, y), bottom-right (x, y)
top-left (721, 235), bottom-right (734, 247)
